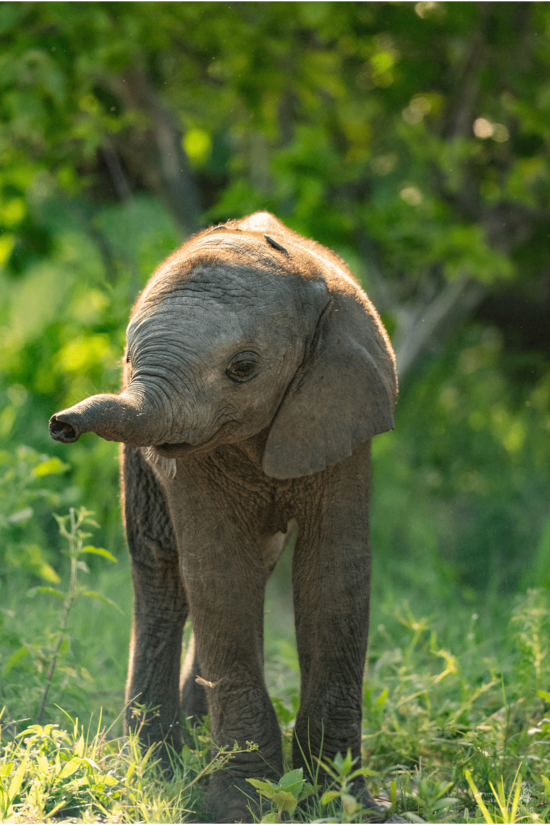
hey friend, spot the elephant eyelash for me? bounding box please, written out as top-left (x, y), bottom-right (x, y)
top-left (226, 365), bottom-right (257, 383)
top-left (226, 351), bottom-right (260, 383)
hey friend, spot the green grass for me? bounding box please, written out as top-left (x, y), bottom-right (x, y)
top-left (2, 548), bottom-right (550, 822)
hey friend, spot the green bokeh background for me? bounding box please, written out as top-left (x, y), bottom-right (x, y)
top-left (1, 1), bottom-right (550, 724)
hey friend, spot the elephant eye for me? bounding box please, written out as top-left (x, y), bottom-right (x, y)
top-left (226, 351), bottom-right (260, 383)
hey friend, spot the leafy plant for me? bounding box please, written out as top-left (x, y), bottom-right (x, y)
top-left (0, 708), bottom-right (268, 824)
top-left (317, 749), bottom-right (380, 823)
top-left (32, 507), bottom-right (119, 723)
top-left (246, 767), bottom-right (317, 823)
top-left (2, 506), bottom-right (119, 726)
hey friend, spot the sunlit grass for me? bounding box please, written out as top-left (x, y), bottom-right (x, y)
top-left (2, 551), bottom-right (550, 821)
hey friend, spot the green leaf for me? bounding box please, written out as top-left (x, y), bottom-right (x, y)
top-left (81, 591), bottom-right (122, 612)
top-left (246, 778), bottom-right (276, 795)
top-left (342, 792), bottom-right (359, 814)
top-left (7, 756), bottom-right (28, 803)
top-left (260, 815), bottom-right (278, 824)
top-left (537, 689), bottom-right (550, 702)
top-left (322, 790), bottom-right (341, 805)
top-left (3, 646), bottom-right (30, 675)
top-left (272, 790), bottom-right (298, 813)
top-left (37, 562), bottom-right (61, 584)
top-left (509, 773), bottom-right (523, 824)
top-left (28, 586), bottom-right (65, 600)
top-left (180, 745), bottom-right (193, 765)
top-left (58, 757), bottom-right (83, 779)
top-left (97, 773), bottom-right (117, 786)
top-left (349, 766), bottom-right (380, 781)
top-left (82, 546), bottom-right (117, 563)
top-left (43, 799), bottom-right (68, 818)
top-left (341, 748), bottom-right (355, 777)
top-left (32, 457), bottom-right (69, 477)
top-left (279, 768), bottom-right (303, 789)
top-left (277, 768), bottom-right (306, 794)
top-left (377, 687), bottom-right (389, 707)
top-left (464, 769), bottom-right (494, 824)
top-left (81, 757), bottom-right (101, 771)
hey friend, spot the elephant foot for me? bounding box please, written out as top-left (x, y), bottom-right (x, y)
top-left (207, 770), bottom-right (269, 824)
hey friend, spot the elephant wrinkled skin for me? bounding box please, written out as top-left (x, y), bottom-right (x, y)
top-left (50, 213), bottom-right (398, 822)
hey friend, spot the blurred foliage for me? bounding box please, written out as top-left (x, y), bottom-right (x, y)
top-left (371, 323), bottom-right (550, 596)
top-left (0, 1), bottom-right (549, 594)
top-left (0, 446), bottom-right (68, 583)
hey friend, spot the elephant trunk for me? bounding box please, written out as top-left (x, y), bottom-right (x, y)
top-left (49, 388), bottom-right (163, 447)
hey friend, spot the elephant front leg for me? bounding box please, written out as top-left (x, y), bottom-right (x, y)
top-left (292, 539), bottom-right (370, 785)
top-left (292, 447), bottom-right (382, 815)
top-left (180, 530), bottom-right (283, 823)
top-left (122, 446), bottom-right (188, 759)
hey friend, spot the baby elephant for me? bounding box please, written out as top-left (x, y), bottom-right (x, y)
top-left (50, 212), bottom-right (397, 822)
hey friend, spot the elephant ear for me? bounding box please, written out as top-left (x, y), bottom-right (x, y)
top-left (262, 289), bottom-right (397, 479)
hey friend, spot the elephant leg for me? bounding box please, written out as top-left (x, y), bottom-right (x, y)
top-left (292, 444), bottom-right (381, 814)
top-left (176, 521), bottom-right (283, 823)
top-left (180, 631), bottom-right (208, 722)
top-left (122, 445), bottom-right (188, 757)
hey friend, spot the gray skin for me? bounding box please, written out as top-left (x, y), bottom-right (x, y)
top-left (50, 213), bottom-right (398, 823)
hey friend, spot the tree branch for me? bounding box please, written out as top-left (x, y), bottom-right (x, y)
top-left (393, 276), bottom-right (486, 381)
top-left (113, 68), bottom-right (202, 235)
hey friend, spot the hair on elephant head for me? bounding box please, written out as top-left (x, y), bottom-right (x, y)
top-left (50, 212), bottom-right (398, 823)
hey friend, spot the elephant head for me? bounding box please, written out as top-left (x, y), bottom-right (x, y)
top-left (50, 213), bottom-right (397, 478)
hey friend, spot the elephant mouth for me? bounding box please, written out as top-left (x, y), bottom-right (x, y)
top-left (153, 441), bottom-right (198, 458)
top-left (152, 421), bottom-right (241, 458)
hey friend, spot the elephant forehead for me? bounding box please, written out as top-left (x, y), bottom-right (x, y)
top-left (130, 274), bottom-right (302, 342)
top-left (127, 299), bottom-right (246, 348)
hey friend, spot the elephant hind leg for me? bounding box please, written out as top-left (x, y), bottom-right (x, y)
top-left (122, 445), bottom-right (188, 755)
